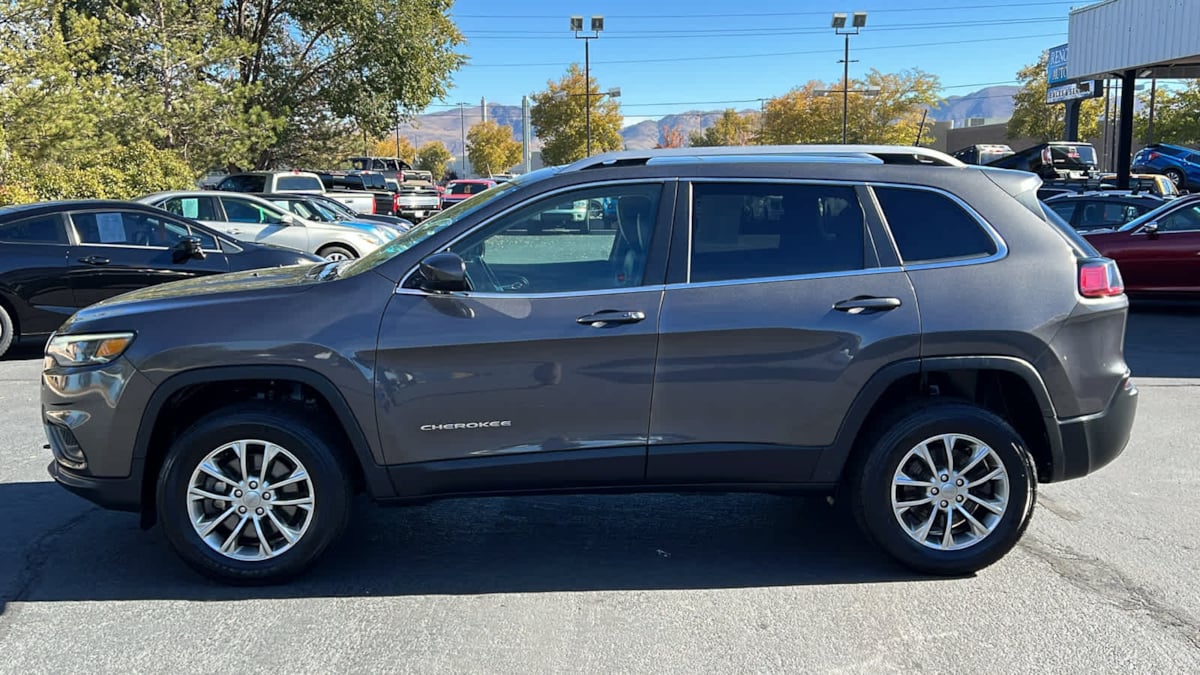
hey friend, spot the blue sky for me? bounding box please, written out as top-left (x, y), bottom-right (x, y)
top-left (432, 0), bottom-right (1079, 122)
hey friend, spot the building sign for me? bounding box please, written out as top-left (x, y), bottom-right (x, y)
top-left (1045, 80), bottom-right (1103, 104)
top-left (1047, 43), bottom-right (1070, 84)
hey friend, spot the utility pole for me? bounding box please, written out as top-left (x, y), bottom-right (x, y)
top-left (457, 102), bottom-right (468, 177)
top-left (572, 15), bottom-right (604, 156)
top-left (1147, 78), bottom-right (1158, 144)
top-left (522, 94), bottom-right (532, 174)
top-left (832, 12), bottom-right (867, 144)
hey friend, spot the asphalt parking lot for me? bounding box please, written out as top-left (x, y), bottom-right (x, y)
top-left (1, 307), bottom-right (1198, 673)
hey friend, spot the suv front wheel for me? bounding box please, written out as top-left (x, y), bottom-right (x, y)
top-left (156, 404), bottom-right (352, 584)
top-left (850, 403), bottom-right (1036, 576)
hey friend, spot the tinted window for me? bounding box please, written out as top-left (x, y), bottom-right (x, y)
top-left (217, 175), bottom-right (267, 192)
top-left (161, 196), bottom-right (216, 221)
top-left (874, 187), bottom-right (997, 263)
top-left (362, 174), bottom-right (386, 190)
top-left (0, 214), bottom-right (67, 244)
top-left (276, 175), bottom-right (324, 191)
top-left (1074, 201), bottom-right (1152, 229)
top-left (1157, 203), bottom-right (1200, 232)
top-left (220, 197), bottom-right (286, 225)
top-left (1047, 201), bottom-right (1077, 223)
top-left (72, 211), bottom-right (217, 249)
top-left (690, 183), bottom-right (865, 283)
top-left (447, 183), bottom-right (661, 293)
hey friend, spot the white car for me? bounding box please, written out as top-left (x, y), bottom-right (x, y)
top-left (139, 191), bottom-right (394, 261)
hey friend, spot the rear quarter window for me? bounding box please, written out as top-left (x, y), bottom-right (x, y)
top-left (276, 175), bottom-right (324, 191)
top-left (873, 187), bottom-right (998, 264)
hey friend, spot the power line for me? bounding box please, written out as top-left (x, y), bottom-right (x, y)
top-left (453, 1), bottom-right (1081, 20)
top-left (468, 32), bottom-right (1067, 68)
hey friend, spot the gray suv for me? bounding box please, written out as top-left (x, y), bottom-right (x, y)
top-left (42, 146), bottom-right (1137, 583)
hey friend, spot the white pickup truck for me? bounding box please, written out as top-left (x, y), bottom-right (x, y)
top-left (216, 171), bottom-right (378, 215)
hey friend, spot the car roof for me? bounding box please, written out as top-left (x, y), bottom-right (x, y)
top-left (560, 144), bottom-right (963, 172)
top-left (0, 199), bottom-right (168, 219)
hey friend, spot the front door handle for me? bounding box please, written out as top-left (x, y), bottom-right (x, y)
top-left (78, 256), bottom-right (110, 266)
top-left (577, 310), bottom-right (646, 326)
top-left (833, 296), bottom-right (901, 314)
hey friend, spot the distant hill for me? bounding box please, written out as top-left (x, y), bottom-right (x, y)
top-left (928, 86), bottom-right (1019, 124)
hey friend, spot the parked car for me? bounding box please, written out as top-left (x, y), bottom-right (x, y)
top-left (1097, 173), bottom-right (1180, 198)
top-left (261, 193), bottom-right (409, 237)
top-left (305, 194), bottom-right (414, 230)
top-left (138, 191), bottom-right (393, 261)
top-left (0, 200), bottom-right (320, 357)
top-left (1043, 192), bottom-right (1165, 232)
top-left (1084, 195), bottom-right (1200, 296)
top-left (394, 172), bottom-right (442, 222)
top-left (1132, 143), bottom-right (1200, 190)
top-left (987, 142), bottom-right (1099, 179)
top-left (1040, 173), bottom-right (1180, 200)
top-left (217, 171), bottom-right (377, 215)
top-left (440, 179), bottom-right (497, 207)
top-left (951, 144), bottom-right (1014, 165)
top-left (318, 172), bottom-right (396, 216)
top-left (44, 145), bottom-right (1135, 584)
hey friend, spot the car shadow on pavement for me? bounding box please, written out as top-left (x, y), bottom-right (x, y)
top-left (1, 481), bottom-right (933, 609)
top-left (1126, 304), bottom-right (1200, 378)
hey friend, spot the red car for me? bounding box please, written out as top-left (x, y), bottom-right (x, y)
top-left (1085, 195), bottom-right (1200, 296)
top-left (440, 179), bottom-right (497, 207)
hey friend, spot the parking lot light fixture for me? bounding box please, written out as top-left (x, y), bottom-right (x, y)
top-left (832, 11), bottom-right (867, 144)
top-left (572, 14), bottom-right (605, 156)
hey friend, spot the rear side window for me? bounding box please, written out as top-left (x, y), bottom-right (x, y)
top-left (874, 187), bottom-right (997, 264)
top-left (276, 175), bottom-right (324, 191)
top-left (0, 214), bottom-right (67, 244)
top-left (690, 182), bottom-right (866, 282)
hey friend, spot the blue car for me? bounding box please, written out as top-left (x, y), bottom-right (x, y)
top-left (1132, 143), bottom-right (1200, 190)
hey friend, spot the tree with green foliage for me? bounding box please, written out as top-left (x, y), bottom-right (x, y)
top-left (689, 109), bottom-right (755, 147)
top-left (466, 121), bottom-right (522, 177)
top-left (1008, 54), bottom-right (1104, 142)
top-left (416, 141), bottom-right (453, 181)
top-left (530, 64), bottom-right (624, 165)
top-left (1136, 80), bottom-right (1200, 147)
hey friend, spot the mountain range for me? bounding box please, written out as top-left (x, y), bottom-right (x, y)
top-left (396, 86), bottom-right (1019, 155)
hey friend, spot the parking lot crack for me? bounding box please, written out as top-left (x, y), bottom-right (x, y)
top-left (1, 507), bottom-right (98, 617)
top-left (1020, 536), bottom-right (1200, 650)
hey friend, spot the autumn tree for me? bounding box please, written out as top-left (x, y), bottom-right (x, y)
top-left (1008, 53), bottom-right (1104, 142)
top-left (656, 124), bottom-right (687, 148)
top-left (689, 109), bottom-right (755, 147)
top-left (466, 121), bottom-right (522, 177)
top-left (373, 135), bottom-right (417, 164)
top-left (530, 64), bottom-right (624, 165)
top-left (1135, 80), bottom-right (1200, 147)
top-left (416, 141), bottom-right (453, 181)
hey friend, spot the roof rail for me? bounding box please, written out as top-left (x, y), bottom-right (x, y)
top-left (563, 144), bottom-right (964, 172)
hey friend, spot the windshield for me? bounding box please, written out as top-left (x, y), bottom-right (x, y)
top-left (312, 195), bottom-right (356, 218)
top-left (449, 182), bottom-right (488, 195)
top-left (341, 179), bottom-right (521, 276)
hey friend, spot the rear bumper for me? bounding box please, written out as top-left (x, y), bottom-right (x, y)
top-left (1053, 378), bottom-right (1138, 481)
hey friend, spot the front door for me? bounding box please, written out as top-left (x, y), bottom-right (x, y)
top-left (375, 181), bottom-right (674, 495)
top-left (647, 180), bottom-right (921, 484)
top-left (65, 208), bottom-right (230, 307)
top-left (1121, 201), bottom-right (1200, 293)
top-left (215, 195), bottom-right (310, 252)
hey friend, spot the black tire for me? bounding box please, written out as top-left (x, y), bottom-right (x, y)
top-left (156, 404), bottom-right (353, 584)
top-left (317, 244), bottom-right (358, 261)
top-left (1164, 168), bottom-right (1185, 188)
top-left (0, 303), bottom-right (12, 359)
top-left (848, 402), bottom-right (1036, 576)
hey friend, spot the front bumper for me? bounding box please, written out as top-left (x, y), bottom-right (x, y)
top-left (1054, 377), bottom-right (1138, 481)
top-left (48, 459), bottom-right (143, 512)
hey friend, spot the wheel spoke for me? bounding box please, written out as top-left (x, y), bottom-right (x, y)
top-left (189, 487), bottom-right (229, 502)
top-left (894, 496), bottom-right (934, 510)
top-left (968, 493), bottom-right (1005, 516)
top-left (967, 466), bottom-right (1005, 488)
top-left (270, 496), bottom-right (313, 508)
top-left (234, 440), bottom-right (248, 483)
top-left (958, 444), bottom-right (991, 475)
top-left (220, 515), bottom-right (250, 553)
top-left (259, 443), bottom-right (280, 484)
top-left (267, 470), bottom-right (309, 491)
top-left (956, 504), bottom-right (990, 537)
top-left (914, 443), bottom-right (939, 476)
top-left (199, 506), bottom-right (235, 537)
top-left (252, 516), bottom-right (273, 557)
top-left (943, 434), bottom-right (957, 474)
top-left (894, 473), bottom-right (933, 488)
top-left (914, 507), bottom-right (938, 542)
top-left (940, 508), bottom-right (955, 548)
top-left (199, 462), bottom-right (239, 488)
top-left (266, 509), bottom-right (299, 543)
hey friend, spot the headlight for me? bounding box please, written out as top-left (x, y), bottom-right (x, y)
top-left (46, 332), bottom-right (136, 367)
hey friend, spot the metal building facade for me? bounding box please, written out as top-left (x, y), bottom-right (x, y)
top-left (1067, 0), bottom-right (1200, 80)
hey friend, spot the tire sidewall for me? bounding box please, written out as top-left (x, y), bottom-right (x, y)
top-left (318, 245), bottom-right (357, 261)
top-left (858, 406), bottom-right (1035, 575)
top-left (1165, 169), bottom-right (1184, 186)
top-left (157, 410), bottom-right (348, 583)
top-left (0, 304), bottom-right (12, 358)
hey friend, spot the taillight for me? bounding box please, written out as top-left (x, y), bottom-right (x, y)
top-left (1149, 152), bottom-right (1160, 161)
top-left (370, 199), bottom-right (376, 214)
top-left (1041, 147), bottom-right (1053, 165)
top-left (1079, 259), bottom-right (1124, 297)
top-left (393, 193), bottom-right (400, 213)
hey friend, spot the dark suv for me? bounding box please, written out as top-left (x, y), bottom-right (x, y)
top-left (42, 146), bottom-right (1137, 583)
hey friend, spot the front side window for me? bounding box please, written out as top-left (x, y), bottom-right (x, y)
top-left (217, 175), bottom-right (267, 192)
top-left (689, 182), bottom-right (866, 283)
top-left (1156, 203), bottom-right (1200, 233)
top-left (276, 175), bottom-right (324, 191)
top-left (874, 187), bottom-right (997, 264)
top-left (445, 183), bottom-right (662, 293)
top-left (220, 197), bottom-right (286, 225)
top-left (0, 214), bottom-right (67, 244)
top-left (71, 211), bottom-right (217, 249)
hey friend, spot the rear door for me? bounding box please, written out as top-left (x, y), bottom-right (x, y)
top-left (0, 212), bottom-right (74, 336)
top-left (65, 208), bottom-right (230, 306)
top-left (647, 180), bottom-right (921, 484)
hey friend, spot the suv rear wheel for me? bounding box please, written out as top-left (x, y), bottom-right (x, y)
top-left (156, 404), bottom-right (352, 584)
top-left (1163, 168), bottom-right (1185, 188)
top-left (850, 403), bottom-right (1036, 576)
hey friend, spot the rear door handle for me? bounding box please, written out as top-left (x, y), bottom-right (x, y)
top-left (78, 256), bottom-right (110, 266)
top-left (577, 310), bottom-right (646, 326)
top-left (833, 296), bottom-right (901, 314)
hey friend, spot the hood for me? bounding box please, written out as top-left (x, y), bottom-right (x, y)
top-left (61, 263), bottom-right (324, 332)
top-left (342, 220), bottom-right (399, 241)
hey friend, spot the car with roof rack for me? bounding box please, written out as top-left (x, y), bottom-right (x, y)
top-left (1043, 192), bottom-right (1166, 232)
top-left (43, 145), bottom-right (1135, 583)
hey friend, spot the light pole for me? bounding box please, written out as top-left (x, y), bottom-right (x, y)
top-left (456, 102), bottom-right (468, 177)
top-left (831, 11), bottom-right (867, 144)
top-left (571, 15), bottom-right (604, 156)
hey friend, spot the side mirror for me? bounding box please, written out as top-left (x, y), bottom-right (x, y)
top-left (417, 252), bottom-right (467, 293)
top-left (280, 213), bottom-right (295, 225)
top-left (172, 236), bottom-right (205, 263)
top-left (1143, 221), bottom-right (1160, 238)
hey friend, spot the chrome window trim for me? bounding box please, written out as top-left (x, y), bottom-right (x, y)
top-left (396, 285), bottom-right (666, 299)
top-left (397, 178), bottom-right (676, 293)
top-left (667, 266), bottom-right (905, 291)
top-left (65, 209), bottom-right (224, 252)
top-left (866, 181), bottom-right (1009, 270)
